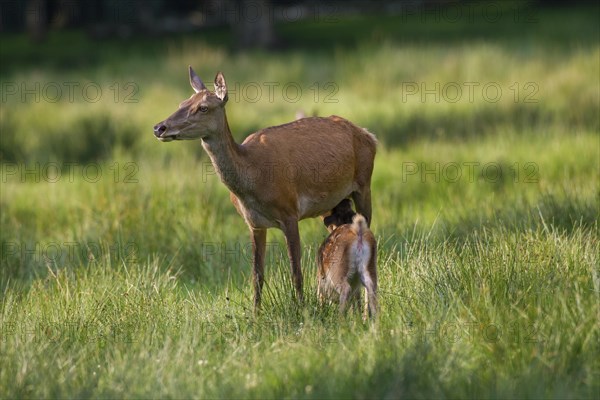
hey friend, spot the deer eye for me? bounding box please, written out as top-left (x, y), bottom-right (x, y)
top-left (199, 106), bottom-right (208, 113)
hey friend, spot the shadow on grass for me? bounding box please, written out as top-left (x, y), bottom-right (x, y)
top-left (445, 193), bottom-right (599, 241)
top-left (362, 103), bottom-right (599, 147)
top-left (2, 192), bottom-right (596, 291)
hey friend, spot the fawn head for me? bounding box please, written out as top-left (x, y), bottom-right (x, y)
top-left (323, 199), bottom-right (356, 232)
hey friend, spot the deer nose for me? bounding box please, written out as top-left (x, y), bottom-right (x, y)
top-left (154, 123), bottom-right (167, 137)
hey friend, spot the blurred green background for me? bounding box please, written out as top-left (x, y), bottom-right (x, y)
top-left (0, 1), bottom-right (598, 398)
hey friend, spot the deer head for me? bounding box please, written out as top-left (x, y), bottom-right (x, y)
top-left (154, 67), bottom-right (229, 142)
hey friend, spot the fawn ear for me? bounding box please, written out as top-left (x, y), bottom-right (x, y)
top-left (214, 71), bottom-right (228, 103)
top-left (189, 66), bottom-right (207, 93)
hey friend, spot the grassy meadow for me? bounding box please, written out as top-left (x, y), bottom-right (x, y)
top-left (1, 4), bottom-right (599, 398)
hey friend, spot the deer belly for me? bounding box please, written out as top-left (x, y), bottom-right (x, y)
top-left (298, 185), bottom-right (354, 219)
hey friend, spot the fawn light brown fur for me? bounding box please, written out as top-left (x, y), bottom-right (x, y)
top-left (318, 199), bottom-right (378, 318)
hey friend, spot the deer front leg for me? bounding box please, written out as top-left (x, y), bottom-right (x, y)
top-left (251, 228), bottom-right (267, 313)
top-left (283, 218), bottom-right (304, 303)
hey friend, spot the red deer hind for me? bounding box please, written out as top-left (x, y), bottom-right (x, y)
top-left (154, 67), bottom-right (377, 311)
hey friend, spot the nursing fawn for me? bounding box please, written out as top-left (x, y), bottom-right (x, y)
top-left (317, 199), bottom-right (378, 319)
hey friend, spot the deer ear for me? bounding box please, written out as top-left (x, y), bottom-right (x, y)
top-left (189, 66), bottom-right (206, 93)
top-left (214, 71), bottom-right (228, 103)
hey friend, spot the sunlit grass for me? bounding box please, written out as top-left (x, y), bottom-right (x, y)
top-left (1, 6), bottom-right (599, 399)
top-left (1, 223), bottom-right (597, 398)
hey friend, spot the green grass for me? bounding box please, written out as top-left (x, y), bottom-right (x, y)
top-left (1, 5), bottom-right (599, 399)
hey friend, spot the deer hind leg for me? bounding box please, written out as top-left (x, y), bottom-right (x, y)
top-left (363, 283), bottom-right (378, 320)
top-left (338, 282), bottom-right (352, 314)
top-left (352, 287), bottom-right (363, 315)
top-left (351, 188), bottom-right (372, 226)
top-left (251, 228), bottom-right (267, 313)
top-left (360, 268), bottom-right (378, 320)
top-left (283, 218), bottom-right (304, 303)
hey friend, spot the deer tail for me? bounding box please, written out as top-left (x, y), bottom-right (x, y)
top-left (351, 214), bottom-right (368, 237)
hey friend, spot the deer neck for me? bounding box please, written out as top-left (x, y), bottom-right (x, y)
top-left (200, 111), bottom-right (249, 195)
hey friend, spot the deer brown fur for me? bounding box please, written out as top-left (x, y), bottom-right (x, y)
top-left (154, 67), bottom-right (376, 311)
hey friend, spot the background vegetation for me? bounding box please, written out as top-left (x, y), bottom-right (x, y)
top-left (1, 2), bottom-right (598, 398)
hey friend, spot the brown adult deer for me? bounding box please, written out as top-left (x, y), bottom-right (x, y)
top-left (318, 199), bottom-right (378, 319)
top-left (153, 67), bottom-right (377, 311)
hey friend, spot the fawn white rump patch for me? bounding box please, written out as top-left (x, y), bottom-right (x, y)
top-left (318, 212), bottom-right (378, 319)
